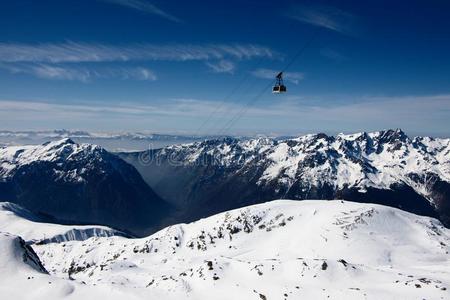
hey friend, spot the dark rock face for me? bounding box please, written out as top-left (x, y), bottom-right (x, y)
top-left (17, 236), bottom-right (49, 274)
top-left (429, 179), bottom-right (450, 225)
top-left (119, 130), bottom-right (450, 226)
top-left (0, 139), bottom-right (171, 236)
top-left (337, 185), bottom-right (439, 220)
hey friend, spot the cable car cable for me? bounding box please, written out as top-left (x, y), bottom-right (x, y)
top-left (194, 69), bottom-right (250, 136)
top-left (281, 27), bottom-right (322, 74)
top-left (216, 72), bottom-right (272, 135)
top-left (217, 79), bottom-right (275, 135)
top-left (217, 28), bottom-right (322, 135)
top-left (193, 56), bottom-right (267, 136)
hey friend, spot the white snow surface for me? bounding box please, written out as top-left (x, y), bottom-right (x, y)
top-left (0, 202), bottom-right (126, 244)
top-left (0, 232), bottom-right (145, 300)
top-left (2, 200), bottom-right (444, 300)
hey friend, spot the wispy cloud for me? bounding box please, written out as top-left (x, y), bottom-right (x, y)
top-left (120, 67), bottom-right (157, 81)
top-left (288, 4), bottom-right (357, 36)
top-left (0, 42), bottom-right (275, 64)
top-left (4, 64), bottom-right (92, 82)
top-left (0, 63), bottom-right (157, 82)
top-left (251, 68), bottom-right (305, 84)
top-left (100, 0), bottom-right (181, 22)
top-left (0, 42), bottom-right (275, 82)
top-left (205, 60), bottom-right (235, 74)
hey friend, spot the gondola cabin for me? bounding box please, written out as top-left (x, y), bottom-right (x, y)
top-left (272, 84), bottom-right (287, 93)
top-left (272, 72), bottom-right (287, 94)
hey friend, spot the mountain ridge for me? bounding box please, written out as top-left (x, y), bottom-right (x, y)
top-left (119, 129), bottom-right (450, 226)
top-left (0, 139), bottom-right (172, 236)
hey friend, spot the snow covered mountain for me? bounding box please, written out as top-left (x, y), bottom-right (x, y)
top-left (27, 200), bottom-right (450, 300)
top-left (0, 138), bottom-right (171, 236)
top-left (120, 129), bottom-right (450, 226)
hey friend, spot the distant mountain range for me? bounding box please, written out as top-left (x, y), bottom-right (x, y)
top-left (119, 129), bottom-right (450, 226)
top-left (0, 129), bottom-right (207, 140)
top-left (0, 130), bottom-right (213, 151)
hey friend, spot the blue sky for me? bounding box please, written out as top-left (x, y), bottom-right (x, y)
top-left (1, 0), bottom-right (450, 136)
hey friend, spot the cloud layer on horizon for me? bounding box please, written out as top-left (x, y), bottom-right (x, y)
top-left (1, 94), bottom-right (449, 136)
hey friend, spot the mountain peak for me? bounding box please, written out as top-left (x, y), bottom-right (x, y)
top-left (375, 128), bottom-right (409, 144)
top-left (315, 132), bottom-right (329, 139)
top-left (41, 138), bottom-right (76, 148)
top-left (384, 128), bottom-right (406, 137)
top-left (60, 137), bottom-right (76, 144)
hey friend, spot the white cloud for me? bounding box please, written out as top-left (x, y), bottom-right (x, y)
top-left (129, 67), bottom-right (157, 81)
top-left (288, 4), bottom-right (357, 36)
top-left (205, 60), bottom-right (235, 74)
top-left (16, 64), bottom-right (92, 82)
top-left (251, 68), bottom-right (305, 84)
top-left (100, 0), bottom-right (181, 22)
top-left (102, 67), bottom-right (157, 81)
top-left (0, 42), bottom-right (275, 64)
top-left (0, 63), bottom-right (157, 82)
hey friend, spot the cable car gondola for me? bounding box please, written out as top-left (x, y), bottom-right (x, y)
top-left (272, 72), bottom-right (286, 93)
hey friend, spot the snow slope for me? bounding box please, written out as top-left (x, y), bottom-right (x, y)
top-left (0, 232), bottom-right (146, 300)
top-left (32, 200), bottom-right (450, 300)
top-left (0, 202), bottom-right (127, 244)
